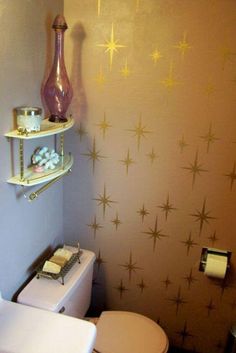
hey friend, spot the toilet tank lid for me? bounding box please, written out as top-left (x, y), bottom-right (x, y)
top-left (95, 311), bottom-right (169, 353)
top-left (17, 249), bottom-right (95, 312)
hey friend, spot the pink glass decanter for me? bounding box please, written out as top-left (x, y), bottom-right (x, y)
top-left (43, 15), bottom-right (73, 123)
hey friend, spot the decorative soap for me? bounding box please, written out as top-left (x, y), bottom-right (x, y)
top-left (54, 248), bottom-right (73, 261)
top-left (43, 260), bottom-right (61, 274)
top-left (50, 255), bottom-right (67, 267)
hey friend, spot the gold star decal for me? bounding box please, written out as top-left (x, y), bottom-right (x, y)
top-left (158, 194), bottom-right (176, 220)
top-left (143, 216), bottom-right (168, 252)
top-left (95, 65), bottom-right (106, 87)
top-left (150, 49), bottom-right (163, 65)
top-left (183, 268), bottom-right (197, 289)
top-left (147, 148), bottom-right (158, 164)
top-left (205, 298), bottom-right (216, 317)
top-left (97, 23), bottom-right (126, 71)
top-left (225, 162), bottom-right (236, 190)
top-left (176, 321), bottom-right (193, 345)
top-left (182, 150), bottom-right (208, 188)
top-left (120, 58), bottom-right (131, 78)
top-left (81, 137), bottom-right (106, 174)
top-left (174, 32), bottom-right (192, 58)
top-left (119, 149), bottom-right (135, 175)
top-left (93, 184), bottom-right (117, 217)
top-left (120, 252), bottom-right (143, 282)
top-left (96, 249), bottom-right (106, 272)
top-left (128, 115), bottom-right (152, 150)
top-left (96, 113), bottom-right (112, 139)
top-left (111, 213), bottom-right (122, 230)
top-left (208, 231), bottom-right (218, 246)
top-left (97, 0), bottom-right (101, 16)
top-left (178, 135), bottom-right (188, 153)
top-left (181, 232), bottom-right (198, 255)
top-left (160, 62), bottom-right (180, 90)
top-left (162, 275), bottom-right (172, 290)
top-left (87, 216), bottom-right (103, 238)
top-left (190, 198), bottom-right (216, 235)
top-left (137, 204), bottom-right (149, 222)
top-left (200, 124), bottom-right (219, 152)
top-left (137, 279), bottom-right (147, 293)
top-left (169, 286), bottom-right (187, 315)
top-left (114, 279), bottom-right (128, 299)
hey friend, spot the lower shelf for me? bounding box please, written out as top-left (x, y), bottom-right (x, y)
top-left (7, 153), bottom-right (73, 186)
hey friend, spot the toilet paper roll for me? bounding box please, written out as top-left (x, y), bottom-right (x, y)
top-left (204, 254), bottom-right (227, 279)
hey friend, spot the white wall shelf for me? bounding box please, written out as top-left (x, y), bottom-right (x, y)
top-left (5, 116), bottom-right (74, 199)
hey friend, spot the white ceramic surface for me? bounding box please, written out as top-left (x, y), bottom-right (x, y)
top-left (0, 292), bottom-right (96, 353)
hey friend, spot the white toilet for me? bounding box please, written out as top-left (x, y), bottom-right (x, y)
top-left (17, 249), bottom-right (169, 353)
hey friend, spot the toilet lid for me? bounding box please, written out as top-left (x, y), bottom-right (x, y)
top-left (95, 311), bottom-right (169, 353)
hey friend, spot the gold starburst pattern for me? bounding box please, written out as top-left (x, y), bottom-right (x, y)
top-left (208, 231), bottom-right (218, 246)
top-left (205, 298), bottom-right (216, 317)
top-left (190, 198), bottom-right (216, 235)
top-left (160, 62), bottom-right (180, 90)
top-left (95, 65), bottom-right (106, 87)
top-left (178, 135), bottom-right (188, 153)
top-left (137, 204), bottom-right (149, 222)
top-left (158, 194), bottom-right (176, 220)
top-left (182, 151), bottom-right (208, 188)
top-left (128, 115), bottom-right (152, 150)
top-left (76, 124), bottom-right (87, 142)
top-left (114, 279), bottom-right (128, 299)
top-left (162, 275), bottom-right (172, 290)
top-left (97, 23), bottom-right (126, 71)
top-left (169, 286), bottom-right (187, 315)
top-left (150, 49), bottom-right (163, 65)
top-left (147, 148), bottom-right (158, 164)
top-left (174, 32), bottom-right (192, 58)
top-left (111, 213), bottom-right (122, 230)
top-left (181, 232), bottom-right (198, 256)
top-left (137, 279), bottom-right (147, 293)
top-left (143, 216), bottom-right (168, 252)
top-left (96, 113), bottom-right (112, 139)
top-left (97, 0), bottom-right (101, 16)
top-left (176, 321), bottom-right (193, 345)
top-left (183, 268), bottom-right (197, 289)
top-left (119, 149), bottom-right (135, 175)
top-left (120, 252), bottom-right (143, 282)
top-left (225, 162), bottom-right (236, 190)
top-left (120, 58), bottom-right (131, 78)
top-left (87, 215), bottom-right (103, 238)
top-left (200, 124), bottom-right (219, 153)
top-left (96, 249), bottom-right (106, 272)
top-left (93, 184), bottom-right (117, 217)
top-left (81, 137), bottom-right (106, 174)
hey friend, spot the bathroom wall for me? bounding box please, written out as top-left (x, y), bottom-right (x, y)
top-left (63, 1), bottom-right (236, 352)
top-left (0, 0), bottom-right (64, 300)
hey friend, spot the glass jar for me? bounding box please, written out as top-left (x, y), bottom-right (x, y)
top-left (16, 106), bottom-right (42, 132)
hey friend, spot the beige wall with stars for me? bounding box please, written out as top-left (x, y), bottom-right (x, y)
top-left (63, 1), bottom-right (236, 352)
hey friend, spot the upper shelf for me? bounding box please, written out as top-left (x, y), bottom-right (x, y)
top-left (5, 116), bottom-right (74, 139)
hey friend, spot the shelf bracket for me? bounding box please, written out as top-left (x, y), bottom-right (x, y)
top-left (23, 168), bottom-right (72, 202)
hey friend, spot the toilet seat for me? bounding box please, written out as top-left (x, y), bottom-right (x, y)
top-left (94, 311), bottom-right (169, 353)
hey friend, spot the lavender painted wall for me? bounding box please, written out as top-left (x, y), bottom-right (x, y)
top-left (0, 0), bottom-right (64, 300)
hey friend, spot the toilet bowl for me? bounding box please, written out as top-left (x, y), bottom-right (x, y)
top-left (17, 248), bottom-right (169, 353)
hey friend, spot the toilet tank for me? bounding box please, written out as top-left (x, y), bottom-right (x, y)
top-left (17, 249), bottom-right (96, 318)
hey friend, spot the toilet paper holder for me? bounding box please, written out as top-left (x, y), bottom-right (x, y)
top-left (199, 247), bottom-right (231, 272)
